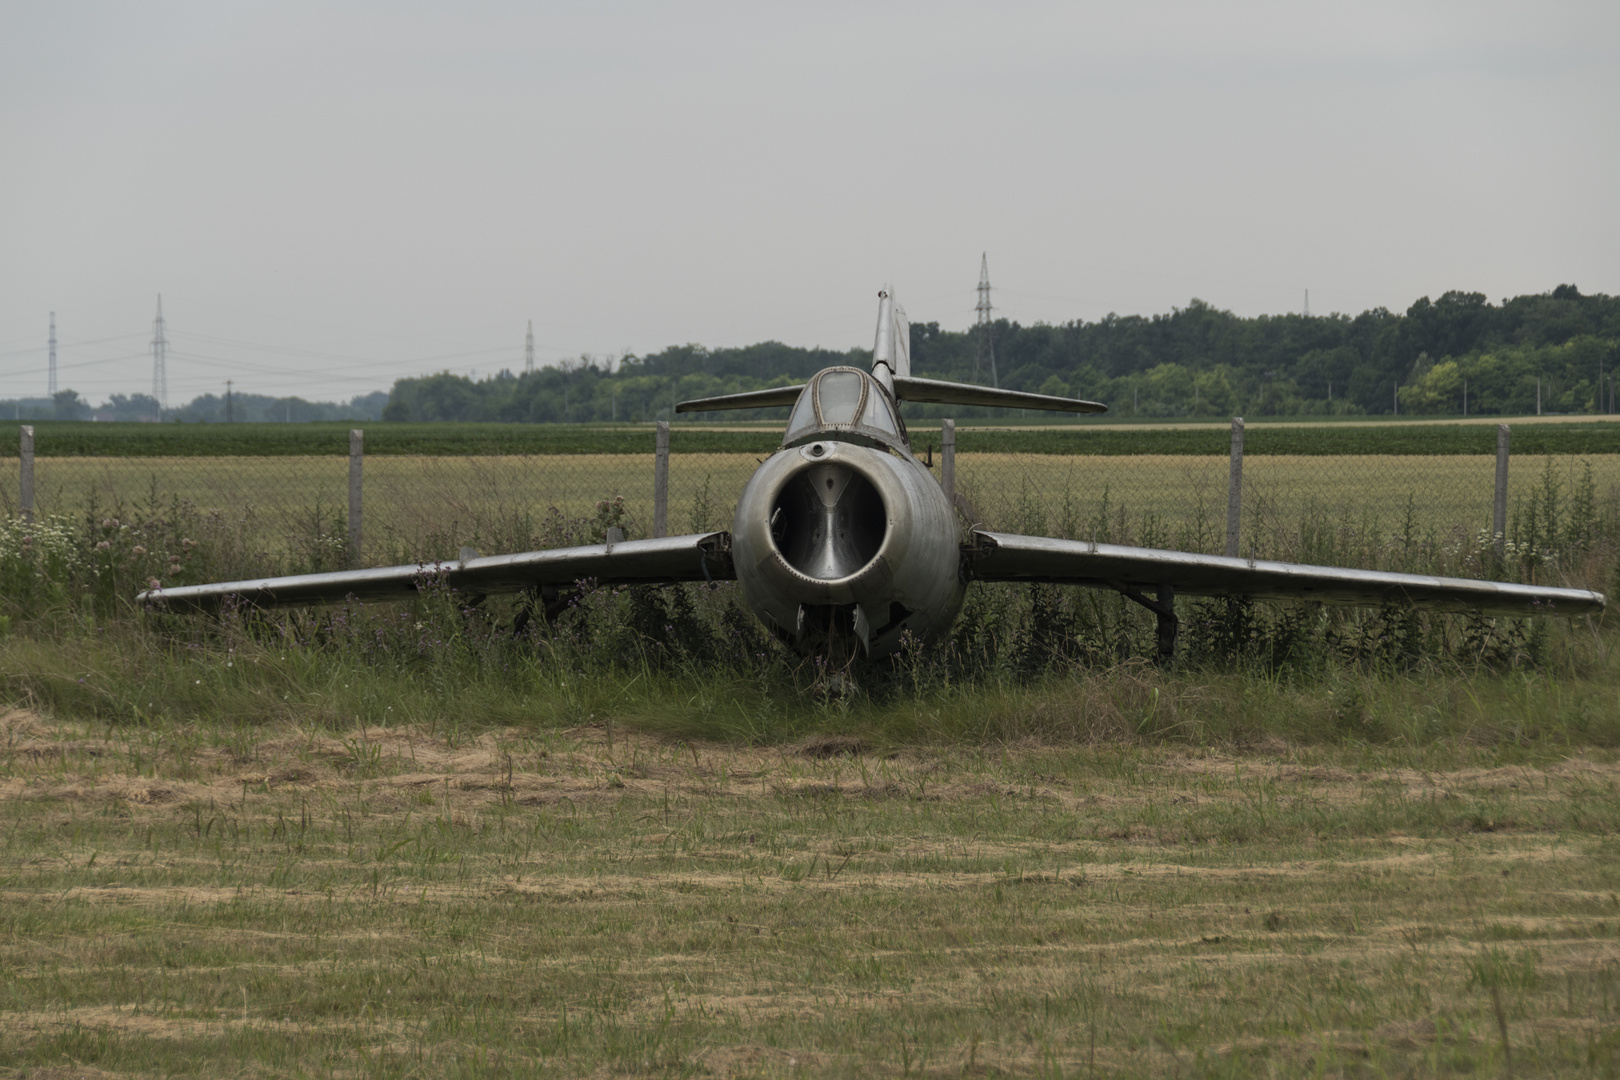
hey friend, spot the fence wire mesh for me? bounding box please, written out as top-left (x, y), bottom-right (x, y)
top-left (8, 424), bottom-right (1619, 579)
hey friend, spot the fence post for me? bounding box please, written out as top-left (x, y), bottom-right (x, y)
top-left (1494, 423), bottom-right (1510, 558)
top-left (19, 425), bottom-right (34, 524)
top-left (348, 429), bottom-right (363, 563)
top-left (1225, 417), bottom-right (1244, 558)
top-left (653, 420), bottom-right (670, 538)
top-left (940, 418), bottom-right (955, 504)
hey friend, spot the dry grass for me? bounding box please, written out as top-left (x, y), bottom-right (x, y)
top-left (22, 450), bottom-right (1616, 567)
top-left (2, 706), bottom-right (1618, 1077)
top-left (16, 453), bottom-right (757, 554)
top-left (957, 452), bottom-right (1620, 548)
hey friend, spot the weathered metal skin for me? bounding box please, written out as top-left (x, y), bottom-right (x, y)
top-left (731, 438), bottom-right (964, 658)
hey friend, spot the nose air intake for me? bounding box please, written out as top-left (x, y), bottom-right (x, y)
top-left (770, 462), bottom-right (887, 581)
top-left (731, 438), bottom-right (965, 659)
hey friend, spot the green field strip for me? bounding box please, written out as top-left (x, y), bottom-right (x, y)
top-left (10, 420), bottom-right (1620, 458)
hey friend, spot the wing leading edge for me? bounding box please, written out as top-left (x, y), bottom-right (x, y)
top-left (966, 531), bottom-right (1605, 617)
top-left (139, 532), bottom-right (736, 612)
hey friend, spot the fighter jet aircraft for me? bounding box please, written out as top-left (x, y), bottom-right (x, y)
top-left (140, 289), bottom-right (1606, 661)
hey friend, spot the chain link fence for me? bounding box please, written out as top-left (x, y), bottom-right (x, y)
top-left (956, 451), bottom-right (1620, 568)
top-left (8, 421), bottom-right (1619, 580)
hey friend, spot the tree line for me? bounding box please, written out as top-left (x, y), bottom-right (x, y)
top-left (2, 390), bottom-right (388, 424)
top-left (15, 285), bottom-right (1614, 425)
top-left (380, 284), bottom-right (1620, 423)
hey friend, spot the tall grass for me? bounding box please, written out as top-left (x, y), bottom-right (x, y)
top-left (2, 469), bottom-right (1617, 749)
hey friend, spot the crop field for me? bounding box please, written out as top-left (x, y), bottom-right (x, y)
top-left (9, 419), bottom-right (1620, 459)
top-left (2, 706), bottom-right (1617, 1077)
top-left (957, 453), bottom-right (1620, 558)
top-left (9, 452), bottom-right (1617, 569)
top-left (5, 454), bottom-right (755, 554)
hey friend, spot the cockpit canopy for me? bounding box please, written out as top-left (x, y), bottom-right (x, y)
top-left (782, 367), bottom-right (906, 451)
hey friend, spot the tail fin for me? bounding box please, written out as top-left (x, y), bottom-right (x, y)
top-left (871, 288), bottom-right (910, 389)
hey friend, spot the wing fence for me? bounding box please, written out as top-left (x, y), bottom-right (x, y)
top-left (6, 421), bottom-right (1617, 590)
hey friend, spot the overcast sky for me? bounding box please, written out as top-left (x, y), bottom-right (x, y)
top-left (2, 1), bottom-right (1616, 405)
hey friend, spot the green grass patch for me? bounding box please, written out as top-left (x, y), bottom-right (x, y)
top-left (4, 421), bottom-right (771, 458)
top-left (12, 419), bottom-right (1620, 457)
top-left (954, 421), bottom-right (1620, 456)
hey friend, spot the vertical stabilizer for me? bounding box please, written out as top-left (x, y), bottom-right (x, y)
top-left (870, 288), bottom-right (910, 392)
top-left (892, 300), bottom-right (909, 379)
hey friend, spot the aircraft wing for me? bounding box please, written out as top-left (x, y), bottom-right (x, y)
top-left (139, 532), bottom-right (736, 612)
top-left (965, 531), bottom-right (1605, 617)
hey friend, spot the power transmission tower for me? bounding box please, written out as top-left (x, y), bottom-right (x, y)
top-left (525, 320), bottom-right (535, 374)
top-left (1303, 289), bottom-right (1310, 318)
top-left (973, 253), bottom-right (998, 387)
top-left (151, 295), bottom-right (168, 416)
top-left (48, 312), bottom-right (57, 396)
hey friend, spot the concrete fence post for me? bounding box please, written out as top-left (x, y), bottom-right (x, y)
top-left (653, 420), bottom-right (670, 538)
top-left (1494, 423), bottom-right (1510, 558)
top-left (1225, 416), bottom-right (1244, 558)
top-left (348, 429), bottom-right (363, 563)
top-left (940, 418), bottom-right (956, 504)
top-left (19, 425), bottom-right (34, 524)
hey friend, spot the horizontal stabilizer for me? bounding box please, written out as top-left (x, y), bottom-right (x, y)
top-left (675, 385), bottom-right (805, 413)
top-left (893, 377), bottom-right (1107, 414)
top-left (966, 531), bottom-right (1604, 617)
top-left (140, 533), bottom-right (736, 612)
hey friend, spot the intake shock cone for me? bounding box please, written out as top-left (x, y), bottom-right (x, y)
top-left (769, 461), bottom-right (887, 582)
top-left (733, 438), bottom-right (964, 658)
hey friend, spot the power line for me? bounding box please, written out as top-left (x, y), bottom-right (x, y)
top-left (4, 351), bottom-right (160, 378)
top-left (171, 331), bottom-right (526, 370)
top-left (0, 332), bottom-right (147, 360)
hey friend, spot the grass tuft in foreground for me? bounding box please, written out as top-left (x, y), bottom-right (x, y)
top-left (4, 580), bottom-right (1619, 753)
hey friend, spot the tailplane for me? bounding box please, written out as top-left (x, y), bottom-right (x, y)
top-left (675, 286), bottom-right (1108, 416)
top-left (872, 287), bottom-right (1103, 413)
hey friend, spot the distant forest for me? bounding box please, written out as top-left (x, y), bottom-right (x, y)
top-left (11, 286), bottom-right (1616, 425)
top-left (2, 390), bottom-right (389, 424)
top-left (381, 285), bottom-right (1620, 423)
